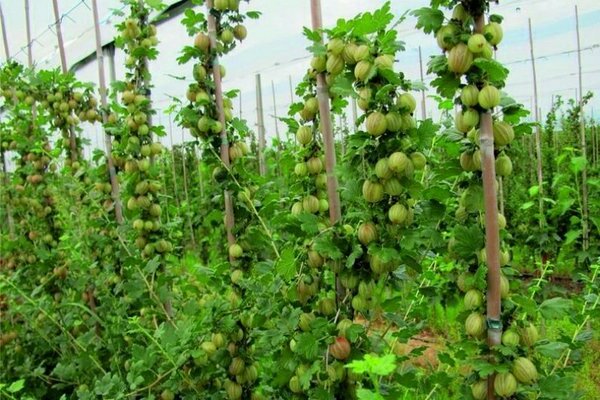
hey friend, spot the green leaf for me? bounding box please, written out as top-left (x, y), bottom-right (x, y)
top-left (538, 374), bottom-right (575, 399)
top-left (536, 341), bottom-right (569, 359)
top-left (569, 156), bottom-right (587, 173)
top-left (146, 0), bottom-right (165, 10)
top-left (303, 27), bottom-right (322, 43)
top-left (346, 354), bottom-right (396, 376)
top-left (7, 379), bottom-right (25, 393)
top-left (246, 11), bottom-right (261, 19)
top-left (411, 8), bottom-right (444, 34)
top-left (431, 73), bottom-right (461, 99)
top-left (564, 230), bottom-right (580, 245)
top-left (276, 247), bottom-right (296, 281)
top-left (356, 388), bottom-right (385, 400)
top-left (473, 59), bottom-right (509, 84)
top-left (295, 333), bottom-right (321, 359)
top-left (511, 295), bottom-right (538, 316)
top-left (538, 297), bottom-right (573, 320)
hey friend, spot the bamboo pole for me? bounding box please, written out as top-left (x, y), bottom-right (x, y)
top-left (474, 14), bottom-right (502, 400)
top-left (255, 73), bottom-right (267, 176)
top-left (91, 0), bottom-right (123, 224)
top-left (0, 2), bottom-right (9, 61)
top-left (528, 19), bottom-right (545, 228)
top-left (52, 0), bottom-right (79, 163)
top-left (575, 6), bottom-right (589, 251)
top-left (288, 75), bottom-right (294, 104)
top-left (271, 80), bottom-right (282, 149)
top-left (206, 0), bottom-right (235, 246)
top-left (418, 46), bottom-right (427, 120)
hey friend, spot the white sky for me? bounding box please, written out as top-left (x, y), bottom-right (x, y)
top-left (1, 0), bottom-right (599, 155)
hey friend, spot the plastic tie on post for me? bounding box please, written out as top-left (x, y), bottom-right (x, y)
top-left (487, 318), bottom-right (502, 331)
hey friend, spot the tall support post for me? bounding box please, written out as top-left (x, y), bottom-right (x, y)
top-left (418, 46), bottom-right (427, 120)
top-left (351, 97), bottom-right (358, 132)
top-left (206, 0), bottom-right (235, 246)
top-left (474, 14), bottom-right (502, 400)
top-left (25, 0), bottom-right (33, 66)
top-left (575, 6), bottom-right (589, 251)
top-left (288, 75), bottom-right (294, 104)
top-left (91, 0), bottom-right (124, 224)
top-left (310, 0), bottom-right (341, 225)
top-left (271, 80), bottom-right (282, 149)
top-left (0, 2), bottom-right (9, 60)
top-left (255, 73), bottom-right (267, 176)
top-left (310, 0), bottom-right (344, 302)
top-left (167, 115), bottom-right (181, 209)
top-left (52, 0), bottom-right (78, 163)
top-left (528, 19), bottom-right (545, 228)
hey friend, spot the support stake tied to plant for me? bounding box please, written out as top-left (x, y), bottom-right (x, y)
top-left (206, 0), bottom-right (236, 247)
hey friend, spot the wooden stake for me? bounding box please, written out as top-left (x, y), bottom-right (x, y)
top-left (528, 19), bottom-right (545, 228)
top-left (206, 0), bottom-right (235, 246)
top-left (575, 6), bottom-right (589, 251)
top-left (25, 0), bottom-right (33, 66)
top-left (0, 2), bottom-right (9, 60)
top-left (474, 14), bottom-right (501, 400)
top-left (310, 0), bottom-right (341, 225)
top-left (255, 73), bottom-right (267, 176)
top-left (418, 46), bottom-right (427, 120)
top-left (51, 0), bottom-right (78, 163)
top-left (91, 0), bottom-right (123, 224)
top-left (310, 0), bottom-right (344, 303)
top-left (351, 97), bottom-right (358, 132)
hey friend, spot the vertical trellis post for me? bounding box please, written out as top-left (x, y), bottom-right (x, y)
top-left (575, 6), bottom-right (589, 251)
top-left (0, 3), bottom-right (14, 238)
top-left (473, 13), bottom-right (502, 400)
top-left (206, 0), bottom-right (235, 246)
top-left (51, 0), bottom-right (79, 163)
top-left (255, 73), bottom-right (267, 176)
top-left (0, 2), bottom-right (9, 61)
top-left (309, 0), bottom-right (341, 225)
top-left (528, 19), bottom-right (545, 229)
top-left (418, 45), bottom-right (427, 120)
top-left (91, 0), bottom-right (124, 224)
top-left (310, 0), bottom-right (344, 301)
top-left (288, 75), bottom-right (294, 104)
top-left (351, 97), bottom-right (358, 132)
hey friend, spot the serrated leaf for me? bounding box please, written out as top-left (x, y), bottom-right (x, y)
top-left (276, 247), bottom-right (296, 281)
top-left (411, 8), bottom-right (444, 34)
top-left (295, 333), bottom-right (321, 359)
top-left (536, 341), bottom-right (568, 358)
top-left (538, 297), bottom-right (572, 320)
